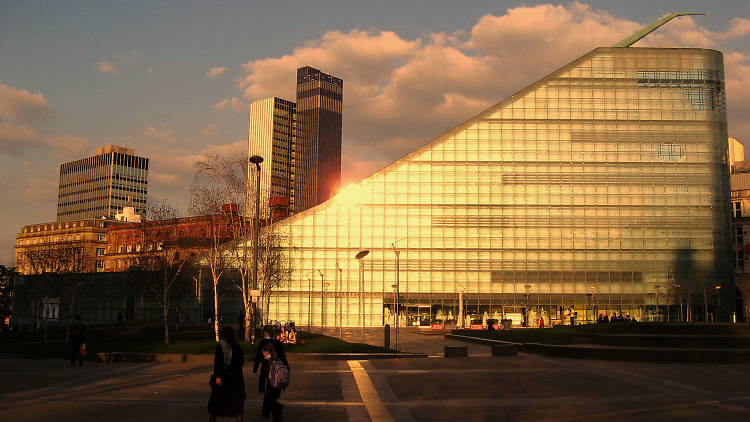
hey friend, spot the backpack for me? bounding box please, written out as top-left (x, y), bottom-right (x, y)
top-left (269, 360), bottom-right (290, 389)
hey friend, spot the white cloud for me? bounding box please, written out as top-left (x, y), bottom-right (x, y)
top-left (213, 97), bottom-right (245, 113)
top-left (0, 83), bottom-right (55, 122)
top-left (206, 66), bottom-right (228, 78)
top-left (96, 60), bottom-right (119, 74)
top-left (236, 3), bottom-right (750, 184)
top-left (142, 125), bottom-right (177, 145)
top-left (0, 122), bottom-right (91, 157)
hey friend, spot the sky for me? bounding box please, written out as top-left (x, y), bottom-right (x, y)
top-left (1, 0), bottom-right (749, 264)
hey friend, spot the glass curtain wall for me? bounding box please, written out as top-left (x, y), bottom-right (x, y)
top-left (245, 47), bottom-right (730, 327)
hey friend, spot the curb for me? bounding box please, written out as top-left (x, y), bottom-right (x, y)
top-left (445, 334), bottom-right (750, 363)
top-left (96, 351), bottom-right (428, 363)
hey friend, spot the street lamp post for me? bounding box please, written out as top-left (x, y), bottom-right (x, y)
top-left (318, 270), bottom-right (325, 333)
top-left (391, 243), bottom-right (400, 351)
top-left (715, 285), bottom-right (722, 322)
top-left (308, 276), bottom-right (312, 333)
top-left (248, 155), bottom-right (263, 347)
top-left (355, 250), bottom-right (370, 344)
top-left (336, 263), bottom-right (343, 339)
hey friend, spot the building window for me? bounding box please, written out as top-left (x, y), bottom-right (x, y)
top-left (737, 227), bottom-right (744, 245)
top-left (96, 248), bottom-right (105, 256)
top-left (734, 202), bottom-right (742, 218)
top-left (98, 235), bottom-right (106, 241)
top-left (738, 250), bottom-right (745, 268)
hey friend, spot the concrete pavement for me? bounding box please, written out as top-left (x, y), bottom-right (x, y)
top-left (3, 349), bottom-right (750, 421)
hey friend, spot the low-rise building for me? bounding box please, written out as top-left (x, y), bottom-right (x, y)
top-left (15, 218), bottom-right (120, 275)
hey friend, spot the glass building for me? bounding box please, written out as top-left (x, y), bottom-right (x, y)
top-left (57, 145), bottom-right (149, 222)
top-left (293, 66), bottom-right (344, 214)
top-left (249, 97), bottom-right (296, 209)
top-left (248, 47), bottom-right (731, 327)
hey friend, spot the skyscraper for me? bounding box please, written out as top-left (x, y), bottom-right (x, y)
top-left (293, 66), bottom-right (343, 213)
top-left (248, 97), bottom-right (296, 215)
top-left (57, 145), bottom-right (149, 222)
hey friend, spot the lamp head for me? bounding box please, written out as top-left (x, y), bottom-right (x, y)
top-left (249, 155), bottom-right (263, 169)
top-left (355, 250), bottom-right (369, 260)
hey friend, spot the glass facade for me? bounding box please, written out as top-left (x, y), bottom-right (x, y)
top-left (57, 145), bottom-right (149, 222)
top-left (249, 97), bottom-right (296, 210)
top-left (249, 47), bottom-right (731, 327)
top-left (293, 66), bottom-right (344, 214)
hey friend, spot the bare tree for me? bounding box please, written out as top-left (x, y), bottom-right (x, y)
top-left (259, 225), bottom-right (294, 325)
top-left (736, 277), bottom-right (750, 323)
top-left (663, 268), bottom-right (677, 323)
top-left (190, 153), bottom-right (251, 341)
top-left (134, 200), bottom-right (192, 344)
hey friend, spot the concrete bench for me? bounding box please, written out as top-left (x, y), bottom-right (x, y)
top-left (491, 344), bottom-right (518, 356)
top-left (444, 346), bottom-right (468, 357)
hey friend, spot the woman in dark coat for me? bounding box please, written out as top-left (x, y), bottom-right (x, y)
top-left (208, 326), bottom-right (245, 422)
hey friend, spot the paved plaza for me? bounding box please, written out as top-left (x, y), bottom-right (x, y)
top-left (3, 330), bottom-right (750, 422)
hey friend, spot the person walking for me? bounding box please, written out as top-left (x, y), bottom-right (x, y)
top-left (253, 327), bottom-right (289, 419)
top-left (208, 326), bottom-right (245, 422)
top-left (260, 342), bottom-right (289, 421)
top-left (68, 315), bottom-right (86, 367)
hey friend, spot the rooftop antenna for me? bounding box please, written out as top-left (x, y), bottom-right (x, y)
top-left (613, 12), bottom-right (708, 47)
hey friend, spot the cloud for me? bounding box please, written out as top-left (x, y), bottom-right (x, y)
top-left (0, 83), bottom-right (55, 122)
top-left (206, 66), bottom-right (228, 78)
top-left (201, 122), bottom-right (221, 138)
top-left (0, 122), bottom-right (91, 157)
top-left (142, 125), bottom-right (177, 145)
top-left (213, 97), bottom-right (245, 113)
top-left (235, 3), bottom-right (750, 184)
top-left (96, 61), bottom-right (119, 74)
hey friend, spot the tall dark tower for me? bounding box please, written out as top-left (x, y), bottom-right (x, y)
top-left (293, 66), bottom-right (343, 213)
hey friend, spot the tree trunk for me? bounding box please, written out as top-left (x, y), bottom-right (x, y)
top-left (163, 305), bottom-right (170, 344)
top-left (213, 277), bottom-right (220, 342)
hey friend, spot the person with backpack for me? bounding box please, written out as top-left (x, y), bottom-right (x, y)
top-left (260, 342), bottom-right (289, 421)
top-left (208, 326), bottom-right (245, 422)
top-left (254, 326), bottom-right (289, 419)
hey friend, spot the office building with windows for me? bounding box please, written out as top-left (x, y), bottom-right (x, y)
top-left (238, 43), bottom-right (732, 327)
top-left (248, 97), bottom-right (296, 215)
top-left (293, 66), bottom-right (343, 214)
top-left (57, 145), bottom-right (149, 222)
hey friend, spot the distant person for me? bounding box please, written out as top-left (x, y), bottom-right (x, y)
top-left (260, 342), bottom-right (289, 421)
top-left (237, 312), bottom-right (245, 338)
top-left (117, 311), bottom-right (123, 324)
top-left (254, 327), bottom-right (289, 419)
top-left (68, 315), bottom-right (86, 367)
top-left (539, 317), bottom-right (545, 329)
top-left (208, 326), bottom-right (245, 422)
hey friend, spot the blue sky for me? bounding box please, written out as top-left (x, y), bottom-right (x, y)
top-left (1, 0), bottom-right (749, 264)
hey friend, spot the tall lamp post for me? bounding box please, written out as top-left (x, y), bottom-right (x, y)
top-left (308, 276), bottom-right (312, 333)
top-left (336, 263), bottom-right (343, 339)
top-left (355, 250), bottom-right (370, 344)
top-left (249, 155), bottom-right (263, 347)
top-left (391, 243), bottom-right (400, 351)
top-left (318, 270), bottom-right (325, 333)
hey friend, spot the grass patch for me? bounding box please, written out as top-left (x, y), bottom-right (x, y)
top-left (0, 325), bottom-right (395, 358)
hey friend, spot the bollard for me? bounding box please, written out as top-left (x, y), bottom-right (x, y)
top-left (444, 346), bottom-right (468, 357)
top-left (384, 324), bottom-right (390, 350)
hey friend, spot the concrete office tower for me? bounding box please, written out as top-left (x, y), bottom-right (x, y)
top-left (233, 46), bottom-right (733, 327)
top-left (57, 145), bottom-right (149, 222)
top-left (729, 137), bottom-right (745, 169)
top-left (293, 66), bottom-right (343, 213)
top-left (248, 97), bottom-right (296, 216)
